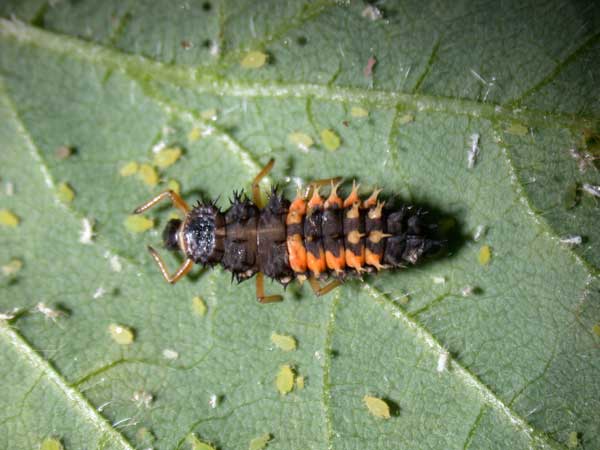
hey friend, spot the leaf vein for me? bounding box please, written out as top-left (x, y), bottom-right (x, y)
top-left (0, 322), bottom-right (135, 450)
top-left (0, 19), bottom-right (595, 133)
top-left (363, 284), bottom-right (563, 450)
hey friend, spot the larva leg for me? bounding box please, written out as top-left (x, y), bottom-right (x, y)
top-left (133, 190), bottom-right (190, 214)
top-left (256, 272), bottom-right (283, 303)
top-left (148, 246), bottom-right (194, 284)
top-left (308, 277), bottom-right (342, 297)
top-left (252, 158), bottom-right (276, 208)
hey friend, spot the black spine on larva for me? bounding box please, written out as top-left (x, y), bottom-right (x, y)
top-left (222, 192), bottom-right (259, 282)
top-left (382, 205), bottom-right (442, 267)
top-left (258, 189), bottom-right (293, 283)
top-left (322, 206), bottom-right (344, 258)
top-left (304, 206), bottom-right (324, 264)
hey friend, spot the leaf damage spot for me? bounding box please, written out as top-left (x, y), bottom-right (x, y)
top-left (40, 437), bottom-right (63, 450)
top-left (124, 214), bottom-right (154, 233)
top-left (270, 332), bottom-right (297, 352)
top-left (2, 258), bottom-right (22, 277)
top-left (249, 433), bottom-right (272, 450)
top-left (192, 296), bottom-right (207, 317)
top-left (350, 106), bottom-right (369, 118)
top-left (108, 323), bottom-right (135, 345)
top-left (153, 147), bottom-right (182, 169)
top-left (363, 395), bottom-right (391, 419)
top-left (209, 393), bottom-right (218, 408)
top-left (320, 128), bottom-right (341, 151)
top-left (119, 161), bottom-right (139, 177)
top-left (275, 364), bottom-right (294, 395)
top-left (288, 131), bottom-right (314, 152)
top-left (479, 245), bottom-right (492, 265)
top-left (0, 209), bottom-right (20, 227)
top-left (241, 51), bottom-right (268, 69)
top-left (138, 163), bottom-right (159, 186)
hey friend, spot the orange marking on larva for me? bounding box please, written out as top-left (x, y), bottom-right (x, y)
top-left (307, 249), bottom-right (327, 277)
top-left (347, 230), bottom-right (365, 245)
top-left (325, 250), bottom-right (345, 274)
top-left (287, 233), bottom-right (307, 272)
top-left (345, 248), bottom-right (365, 272)
top-left (325, 181), bottom-right (343, 208)
top-left (308, 187), bottom-right (323, 210)
top-left (368, 201), bottom-right (385, 219)
top-left (286, 195), bottom-right (306, 225)
top-left (366, 249), bottom-right (385, 270)
top-left (343, 180), bottom-right (361, 207)
top-left (346, 202), bottom-right (360, 219)
top-left (368, 230), bottom-right (391, 244)
top-left (362, 189), bottom-right (382, 208)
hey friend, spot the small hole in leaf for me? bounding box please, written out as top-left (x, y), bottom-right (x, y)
top-left (202, 39), bottom-right (212, 49)
top-left (297, 36), bottom-right (308, 46)
top-left (202, 2), bottom-right (212, 12)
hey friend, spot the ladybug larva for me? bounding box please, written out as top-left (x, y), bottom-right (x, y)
top-left (133, 159), bottom-right (443, 303)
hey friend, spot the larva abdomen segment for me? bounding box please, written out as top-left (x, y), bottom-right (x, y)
top-left (282, 186), bottom-right (440, 281)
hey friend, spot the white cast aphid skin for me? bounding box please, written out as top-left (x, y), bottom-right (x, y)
top-left (582, 183), bottom-right (600, 198)
top-left (437, 350), bottom-right (449, 373)
top-left (559, 235), bottom-right (582, 246)
top-left (468, 133), bottom-right (480, 169)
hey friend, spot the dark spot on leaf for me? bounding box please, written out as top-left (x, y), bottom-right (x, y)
top-left (202, 1), bottom-right (212, 12)
top-left (297, 36), bottom-right (308, 46)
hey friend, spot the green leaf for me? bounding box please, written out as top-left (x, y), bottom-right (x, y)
top-left (1, 2), bottom-right (599, 449)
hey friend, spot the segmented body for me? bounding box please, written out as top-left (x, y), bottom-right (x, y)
top-left (176, 184), bottom-right (440, 285)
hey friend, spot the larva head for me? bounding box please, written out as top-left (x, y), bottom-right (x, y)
top-left (181, 203), bottom-right (225, 265)
top-left (162, 218), bottom-right (182, 251)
